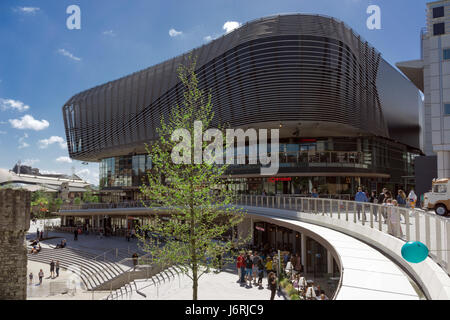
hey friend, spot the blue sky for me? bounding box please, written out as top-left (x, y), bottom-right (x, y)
top-left (0, 0), bottom-right (429, 185)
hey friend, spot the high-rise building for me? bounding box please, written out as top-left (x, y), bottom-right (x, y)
top-left (398, 1), bottom-right (450, 181)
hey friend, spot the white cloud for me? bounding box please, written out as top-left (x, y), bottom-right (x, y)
top-left (76, 167), bottom-right (99, 186)
top-left (0, 98), bottom-right (30, 112)
top-left (223, 21), bottom-right (241, 34)
top-left (9, 114), bottom-right (49, 131)
top-left (15, 7), bottom-right (40, 15)
top-left (39, 136), bottom-right (66, 149)
top-left (18, 133), bottom-right (30, 149)
top-left (169, 28), bottom-right (183, 37)
top-left (58, 49), bottom-right (81, 62)
top-left (23, 159), bottom-right (40, 166)
top-left (103, 30), bottom-right (116, 37)
top-left (204, 35), bottom-right (214, 42)
top-left (56, 156), bottom-right (73, 164)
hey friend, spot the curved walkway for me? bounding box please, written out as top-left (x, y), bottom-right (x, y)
top-left (245, 210), bottom-right (422, 300)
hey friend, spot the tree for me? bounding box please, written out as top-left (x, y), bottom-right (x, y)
top-left (137, 56), bottom-right (249, 300)
top-left (31, 188), bottom-right (52, 238)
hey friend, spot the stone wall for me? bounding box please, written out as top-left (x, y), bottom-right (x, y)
top-left (0, 189), bottom-right (30, 300)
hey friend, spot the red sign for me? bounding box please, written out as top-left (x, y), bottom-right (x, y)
top-left (255, 226), bottom-right (265, 232)
top-left (268, 177), bottom-right (292, 183)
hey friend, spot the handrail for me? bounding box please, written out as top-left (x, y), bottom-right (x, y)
top-left (235, 195), bottom-right (450, 276)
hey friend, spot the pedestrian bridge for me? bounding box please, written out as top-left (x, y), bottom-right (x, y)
top-left (59, 196), bottom-right (450, 300)
top-left (235, 195), bottom-right (450, 300)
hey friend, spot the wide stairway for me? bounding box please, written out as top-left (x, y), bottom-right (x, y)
top-left (27, 247), bottom-right (126, 291)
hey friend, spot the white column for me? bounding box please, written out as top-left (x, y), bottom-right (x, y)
top-left (327, 251), bottom-right (334, 274)
top-left (301, 233), bottom-right (307, 272)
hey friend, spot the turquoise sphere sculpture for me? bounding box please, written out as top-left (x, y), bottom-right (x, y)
top-left (401, 241), bottom-right (429, 263)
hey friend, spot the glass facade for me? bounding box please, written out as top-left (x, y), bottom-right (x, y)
top-left (99, 154), bottom-right (152, 189)
top-left (98, 136), bottom-right (420, 197)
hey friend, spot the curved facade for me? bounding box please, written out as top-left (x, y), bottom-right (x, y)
top-left (62, 14), bottom-right (422, 195)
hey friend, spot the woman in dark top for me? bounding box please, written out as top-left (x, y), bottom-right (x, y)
top-left (268, 272), bottom-right (277, 300)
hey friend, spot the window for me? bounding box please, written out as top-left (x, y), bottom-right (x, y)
top-left (434, 184), bottom-right (447, 193)
top-left (434, 23), bottom-right (445, 36)
top-left (444, 49), bottom-right (450, 60)
top-left (445, 104), bottom-right (450, 115)
top-left (433, 6), bottom-right (445, 19)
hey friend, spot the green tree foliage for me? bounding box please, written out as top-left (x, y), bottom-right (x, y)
top-left (137, 56), bottom-right (249, 300)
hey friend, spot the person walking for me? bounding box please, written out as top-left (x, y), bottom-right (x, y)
top-left (36, 228), bottom-right (39, 240)
top-left (268, 272), bottom-right (277, 300)
top-left (397, 190), bottom-right (407, 208)
top-left (132, 253), bottom-right (139, 270)
top-left (55, 260), bottom-right (60, 277)
top-left (244, 252), bottom-right (253, 287)
top-left (355, 187), bottom-right (368, 221)
top-left (50, 260), bottom-right (55, 278)
top-left (38, 269), bottom-right (44, 285)
top-left (236, 252), bottom-right (244, 283)
top-left (257, 259), bottom-right (265, 289)
top-left (252, 252), bottom-right (261, 285)
top-left (29, 272), bottom-right (33, 285)
top-left (74, 228), bottom-right (78, 241)
top-left (40, 230), bottom-right (43, 240)
top-left (369, 191), bottom-right (378, 222)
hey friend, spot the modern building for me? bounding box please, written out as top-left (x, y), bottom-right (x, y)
top-left (397, 0), bottom-right (450, 197)
top-left (62, 14), bottom-right (423, 200)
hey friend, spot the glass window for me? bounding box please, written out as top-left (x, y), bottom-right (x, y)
top-left (434, 184), bottom-right (447, 193)
top-left (434, 23), bottom-right (445, 36)
top-left (433, 6), bottom-right (445, 19)
top-left (445, 104), bottom-right (450, 115)
top-left (444, 49), bottom-right (450, 60)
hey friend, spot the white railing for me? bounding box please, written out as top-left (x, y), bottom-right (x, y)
top-left (235, 195), bottom-right (450, 275)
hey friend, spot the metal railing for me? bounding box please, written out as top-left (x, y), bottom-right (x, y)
top-left (235, 195), bottom-right (450, 275)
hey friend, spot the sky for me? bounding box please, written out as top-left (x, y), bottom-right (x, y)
top-left (0, 0), bottom-right (430, 185)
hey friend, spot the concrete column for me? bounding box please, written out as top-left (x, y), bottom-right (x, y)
top-left (301, 233), bottom-right (307, 272)
top-left (97, 215), bottom-right (100, 229)
top-left (0, 189), bottom-right (30, 300)
top-left (291, 232), bottom-right (296, 253)
top-left (125, 216), bottom-right (128, 229)
top-left (92, 215), bottom-right (95, 228)
top-left (327, 251), bottom-right (334, 274)
top-left (437, 151), bottom-right (450, 179)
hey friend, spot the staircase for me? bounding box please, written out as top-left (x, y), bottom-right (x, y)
top-left (27, 247), bottom-right (126, 291)
top-left (106, 265), bottom-right (183, 300)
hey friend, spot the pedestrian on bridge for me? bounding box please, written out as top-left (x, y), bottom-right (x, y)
top-left (355, 187), bottom-right (368, 221)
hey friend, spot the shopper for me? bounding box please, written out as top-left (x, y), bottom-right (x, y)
top-left (55, 260), bottom-right (60, 277)
top-left (50, 260), bottom-right (55, 278)
top-left (268, 272), bottom-right (277, 300)
top-left (355, 187), bottom-right (368, 221)
top-left (38, 269), bottom-right (44, 285)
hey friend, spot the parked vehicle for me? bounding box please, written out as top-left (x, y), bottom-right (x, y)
top-left (423, 178), bottom-right (450, 216)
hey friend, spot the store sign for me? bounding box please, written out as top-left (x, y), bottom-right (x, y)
top-left (268, 177), bottom-right (292, 183)
top-left (255, 226), bottom-right (265, 232)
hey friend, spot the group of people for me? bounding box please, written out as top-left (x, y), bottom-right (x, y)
top-left (29, 260), bottom-right (61, 286)
top-left (236, 249), bottom-right (329, 300)
top-left (354, 187), bottom-right (418, 237)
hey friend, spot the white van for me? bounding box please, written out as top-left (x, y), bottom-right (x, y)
top-left (423, 178), bottom-right (450, 216)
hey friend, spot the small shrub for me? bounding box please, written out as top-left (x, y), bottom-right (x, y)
top-left (280, 278), bottom-right (290, 288)
top-left (290, 293), bottom-right (300, 300)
